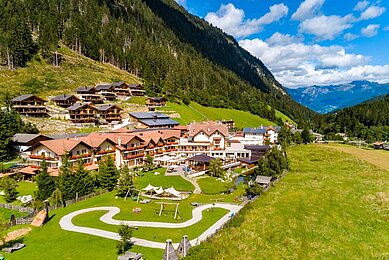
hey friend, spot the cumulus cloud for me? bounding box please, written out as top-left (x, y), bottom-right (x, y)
top-left (238, 36), bottom-right (377, 87)
top-left (359, 5), bottom-right (386, 20)
top-left (361, 24), bottom-right (380, 37)
top-left (298, 14), bottom-right (355, 40)
top-left (205, 3), bottom-right (288, 38)
top-left (354, 1), bottom-right (370, 11)
top-left (344, 32), bottom-right (359, 41)
top-left (266, 32), bottom-right (304, 46)
top-left (291, 0), bottom-right (325, 21)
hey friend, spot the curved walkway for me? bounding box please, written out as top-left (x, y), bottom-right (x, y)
top-left (59, 203), bottom-right (242, 249)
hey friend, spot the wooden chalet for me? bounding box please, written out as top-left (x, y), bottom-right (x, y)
top-left (11, 94), bottom-right (49, 117)
top-left (95, 84), bottom-right (117, 101)
top-left (97, 104), bottom-right (123, 122)
top-left (128, 83), bottom-right (145, 96)
top-left (67, 103), bottom-right (97, 124)
top-left (51, 94), bottom-right (80, 108)
top-left (75, 86), bottom-right (104, 104)
top-left (112, 82), bottom-right (131, 96)
top-left (220, 120), bottom-right (235, 130)
top-left (146, 97), bottom-right (167, 107)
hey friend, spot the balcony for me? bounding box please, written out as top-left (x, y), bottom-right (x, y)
top-left (29, 154), bottom-right (56, 160)
top-left (125, 145), bottom-right (145, 151)
top-left (96, 150), bottom-right (115, 155)
top-left (125, 153), bottom-right (144, 160)
top-left (167, 141), bottom-right (178, 145)
top-left (70, 153), bottom-right (92, 160)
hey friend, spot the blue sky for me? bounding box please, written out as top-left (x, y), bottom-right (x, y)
top-left (176, 0), bottom-right (389, 88)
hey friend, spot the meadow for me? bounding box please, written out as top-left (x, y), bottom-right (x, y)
top-left (186, 144), bottom-right (389, 259)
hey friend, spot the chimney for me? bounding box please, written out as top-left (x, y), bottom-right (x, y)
top-left (118, 137), bottom-right (122, 146)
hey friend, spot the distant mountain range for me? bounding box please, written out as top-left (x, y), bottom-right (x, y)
top-left (287, 81), bottom-right (389, 114)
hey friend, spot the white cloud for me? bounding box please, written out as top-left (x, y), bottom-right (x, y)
top-left (291, 0), bottom-right (325, 21)
top-left (354, 1), bottom-right (370, 11)
top-left (298, 15), bottom-right (355, 40)
top-left (238, 37), bottom-right (376, 87)
top-left (361, 24), bottom-right (380, 37)
top-left (359, 5), bottom-right (386, 20)
top-left (204, 3), bottom-right (288, 38)
top-left (266, 32), bottom-right (304, 46)
top-left (175, 0), bottom-right (186, 7)
top-left (344, 32), bottom-right (359, 41)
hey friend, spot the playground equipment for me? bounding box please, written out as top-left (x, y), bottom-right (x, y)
top-left (156, 202), bottom-right (180, 219)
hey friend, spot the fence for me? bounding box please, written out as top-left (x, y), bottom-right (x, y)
top-left (47, 189), bottom-right (108, 211)
top-left (0, 203), bottom-right (34, 213)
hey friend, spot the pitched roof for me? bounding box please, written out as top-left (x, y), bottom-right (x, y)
top-left (95, 84), bottom-right (114, 91)
top-left (111, 81), bottom-right (127, 87)
top-left (67, 103), bottom-right (96, 111)
top-left (129, 112), bottom-right (169, 120)
top-left (12, 134), bottom-right (51, 144)
top-left (75, 86), bottom-right (95, 92)
top-left (12, 94), bottom-right (46, 102)
top-left (255, 175), bottom-right (272, 184)
top-left (238, 157), bottom-right (262, 164)
top-left (97, 104), bottom-right (122, 111)
top-left (243, 127), bottom-right (267, 134)
top-left (139, 118), bottom-right (179, 127)
top-left (188, 154), bottom-right (215, 163)
top-left (51, 94), bottom-right (79, 101)
top-left (35, 139), bottom-right (93, 156)
top-left (79, 136), bottom-right (116, 148)
top-left (188, 121), bottom-right (229, 137)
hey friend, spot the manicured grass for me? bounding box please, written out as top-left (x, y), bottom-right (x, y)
top-left (0, 181), bottom-right (37, 204)
top-left (186, 144), bottom-right (389, 259)
top-left (157, 102), bottom-right (276, 129)
top-left (72, 207), bottom-right (228, 243)
top-left (197, 177), bottom-right (227, 195)
top-left (0, 45), bottom-right (140, 98)
top-left (134, 168), bottom-right (195, 192)
top-left (0, 208), bottom-right (27, 220)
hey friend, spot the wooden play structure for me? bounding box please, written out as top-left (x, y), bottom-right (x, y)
top-left (156, 202), bottom-right (180, 219)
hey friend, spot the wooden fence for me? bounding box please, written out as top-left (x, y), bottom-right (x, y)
top-left (0, 202), bottom-right (34, 213)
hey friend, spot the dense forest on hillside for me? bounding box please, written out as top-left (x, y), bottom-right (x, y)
top-left (314, 95), bottom-right (389, 142)
top-left (0, 0), bottom-right (313, 124)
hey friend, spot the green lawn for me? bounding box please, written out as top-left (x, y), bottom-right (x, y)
top-left (0, 181), bottom-right (37, 204)
top-left (0, 208), bottom-right (27, 221)
top-left (186, 144), bottom-right (389, 259)
top-left (157, 102), bottom-right (276, 129)
top-left (197, 177), bottom-right (227, 195)
top-left (134, 168), bottom-right (195, 192)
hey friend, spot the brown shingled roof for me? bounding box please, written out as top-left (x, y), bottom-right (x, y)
top-left (188, 121), bottom-right (229, 137)
top-left (37, 139), bottom-right (93, 156)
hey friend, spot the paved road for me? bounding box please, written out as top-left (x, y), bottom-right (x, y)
top-left (59, 203), bottom-right (242, 249)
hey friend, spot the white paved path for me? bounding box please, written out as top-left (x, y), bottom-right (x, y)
top-left (59, 203), bottom-right (242, 249)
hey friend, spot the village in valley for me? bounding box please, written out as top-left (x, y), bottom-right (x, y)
top-left (0, 80), bottom-right (293, 260)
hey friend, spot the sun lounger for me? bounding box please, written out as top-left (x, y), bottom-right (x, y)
top-left (2, 243), bottom-right (26, 253)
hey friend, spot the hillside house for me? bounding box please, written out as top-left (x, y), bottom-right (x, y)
top-left (75, 86), bottom-right (104, 104)
top-left (97, 104), bottom-right (123, 123)
top-left (219, 120), bottom-right (235, 130)
top-left (11, 94), bottom-right (49, 117)
top-left (129, 112), bottom-right (179, 129)
top-left (51, 94), bottom-right (80, 108)
top-left (95, 84), bottom-right (117, 101)
top-left (112, 82), bottom-right (131, 96)
top-left (12, 134), bottom-right (52, 153)
top-left (128, 83), bottom-right (145, 96)
top-left (67, 103), bottom-right (97, 124)
top-left (146, 97), bottom-right (167, 107)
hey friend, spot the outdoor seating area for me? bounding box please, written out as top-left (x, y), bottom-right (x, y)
top-left (141, 184), bottom-right (188, 200)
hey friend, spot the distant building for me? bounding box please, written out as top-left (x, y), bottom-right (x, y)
top-left (129, 112), bottom-right (179, 128)
top-left (95, 84), bottom-right (117, 101)
top-left (11, 94), bottom-right (49, 117)
top-left (51, 94), bottom-right (80, 108)
top-left (12, 134), bottom-right (52, 153)
top-left (75, 86), bottom-right (104, 104)
top-left (67, 103), bottom-right (97, 124)
top-left (219, 120), bottom-right (235, 130)
top-left (146, 97), bottom-right (167, 107)
top-left (128, 83), bottom-right (145, 96)
top-left (97, 104), bottom-right (123, 123)
top-left (112, 82), bottom-right (131, 96)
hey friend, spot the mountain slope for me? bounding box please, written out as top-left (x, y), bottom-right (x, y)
top-left (0, 0), bottom-right (314, 123)
top-left (287, 81), bottom-right (389, 113)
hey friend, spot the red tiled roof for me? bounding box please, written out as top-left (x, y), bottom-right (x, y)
top-left (37, 139), bottom-right (93, 156)
top-left (188, 121), bottom-right (229, 137)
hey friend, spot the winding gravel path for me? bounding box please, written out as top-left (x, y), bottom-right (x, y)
top-left (59, 203), bottom-right (242, 249)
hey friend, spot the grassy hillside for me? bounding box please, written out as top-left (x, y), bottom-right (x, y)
top-left (186, 144), bottom-right (389, 259)
top-left (156, 102), bottom-right (276, 128)
top-left (0, 46), bottom-right (140, 98)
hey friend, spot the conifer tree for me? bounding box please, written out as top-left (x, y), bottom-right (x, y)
top-left (0, 176), bottom-right (18, 203)
top-left (35, 160), bottom-right (55, 201)
top-left (74, 160), bottom-right (94, 197)
top-left (116, 165), bottom-right (135, 198)
top-left (98, 156), bottom-right (118, 191)
top-left (58, 155), bottom-right (77, 200)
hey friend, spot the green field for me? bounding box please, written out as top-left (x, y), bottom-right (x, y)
top-left (156, 102), bottom-right (276, 129)
top-left (0, 46), bottom-right (140, 98)
top-left (186, 144), bottom-right (389, 259)
top-left (197, 177), bottom-right (227, 195)
top-left (0, 181), bottom-right (37, 204)
top-left (134, 168), bottom-right (195, 192)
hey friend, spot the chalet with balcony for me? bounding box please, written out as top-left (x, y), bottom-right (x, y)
top-left (95, 84), bottom-right (117, 101)
top-left (128, 83), bottom-right (145, 96)
top-left (11, 94), bottom-right (49, 117)
top-left (97, 104), bottom-right (123, 123)
top-left (112, 82), bottom-right (131, 96)
top-left (12, 134), bottom-right (53, 153)
top-left (219, 120), bottom-right (235, 130)
top-left (67, 103), bottom-right (97, 124)
top-left (79, 135), bottom-right (117, 164)
top-left (146, 97), bottom-right (166, 107)
top-left (188, 121), bottom-right (229, 150)
top-left (114, 134), bottom-right (146, 167)
top-left (51, 94), bottom-right (80, 108)
top-left (75, 86), bottom-right (104, 104)
top-left (129, 112), bottom-right (179, 129)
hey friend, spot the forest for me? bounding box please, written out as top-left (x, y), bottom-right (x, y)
top-left (0, 0), bottom-right (313, 124)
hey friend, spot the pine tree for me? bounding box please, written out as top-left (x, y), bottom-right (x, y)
top-left (0, 176), bottom-right (18, 203)
top-left (116, 165), bottom-right (135, 198)
top-left (74, 160), bottom-right (94, 197)
top-left (50, 187), bottom-right (63, 207)
top-left (301, 128), bottom-right (312, 144)
top-left (58, 155), bottom-right (77, 200)
top-left (34, 160), bottom-right (55, 201)
top-left (98, 156), bottom-right (118, 191)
